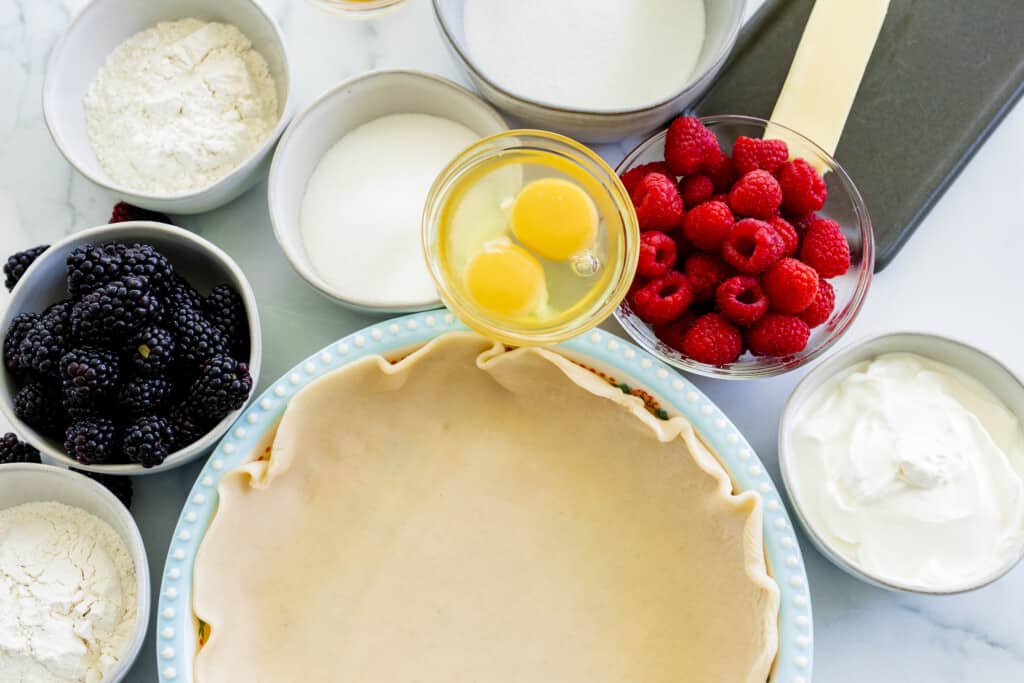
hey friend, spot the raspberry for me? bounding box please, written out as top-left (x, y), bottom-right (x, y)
top-left (630, 172), bottom-right (684, 231)
top-left (721, 218), bottom-right (784, 274)
top-left (665, 116), bottom-right (717, 176)
top-left (679, 175), bottom-right (715, 208)
top-left (748, 313), bottom-right (811, 356)
top-left (632, 272), bottom-right (693, 326)
top-left (728, 170), bottom-right (783, 219)
top-left (788, 212), bottom-right (818, 233)
top-left (763, 257), bottom-right (820, 313)
top-left (716, 275), bottom-right (770, 327)
top-left (703, 149), bottom-right (736, 192)
top-left (683, 253), bottom-right (731, 302)
top-left (777, 159), bottom-right (827, 214)
top-left (654, 309), bottom-right (702, 352)
top-left (732, 136), bottom-right (789, 175)
top-left (800, 217), bottom-right (851, 278)
top-left (800, 278), bottom-right (836, 328)
top-left (767, 216), bottom-right (799, 257)
top-left (110, 201), bottom-right (173, 225)
top-left (637, 231), bottom-right (678, 278)
top-left (619, 162), bottom-right (673, 195)
top-left (682, 313), bottom-right (743, 365)
top-left (682, 200), bottom-right (734, 252)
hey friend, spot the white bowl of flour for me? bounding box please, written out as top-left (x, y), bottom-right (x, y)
top-left (43, 0), bottom-right (293, 214)
top-left (0, 464), bottom-right (150, 682)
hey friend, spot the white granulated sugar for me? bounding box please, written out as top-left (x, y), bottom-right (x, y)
top-left (0, 501), bottom-right (137, 683)
top-left (84, 18), bottom-right (278, 195)
top-left (464, 0), bottom-right (706, 111)
top-left (300, 113), bottom-right (480, 306)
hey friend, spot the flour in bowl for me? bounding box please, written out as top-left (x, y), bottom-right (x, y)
top-left (0, 501), bottom-right (137, 683)
top-left (463, 0), bottom-right (706, 111)
top-left (84, 19), bottom-right (279, 195)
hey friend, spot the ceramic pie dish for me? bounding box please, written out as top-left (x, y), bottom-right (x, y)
top-left (155, 312), bottom-right (813, 682)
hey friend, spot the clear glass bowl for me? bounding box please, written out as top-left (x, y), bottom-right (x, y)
top-left (306, 0), bottom-right (407, 17)
top-left (423, 130), bottom-right (639, 346)
top-left (614, 115), bottom-right (874, 380)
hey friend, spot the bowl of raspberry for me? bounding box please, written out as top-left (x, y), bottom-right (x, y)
top-left (614, 114), bottom-right (874, 379)
top-left (0, 220), bottom-right (261, 474)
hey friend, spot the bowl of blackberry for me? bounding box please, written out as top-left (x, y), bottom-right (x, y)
top-left (0, 204), bottom-right (261, 475)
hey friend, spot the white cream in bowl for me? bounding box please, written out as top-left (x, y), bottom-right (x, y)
top-left (787, 352), bottom-right (1024, 591)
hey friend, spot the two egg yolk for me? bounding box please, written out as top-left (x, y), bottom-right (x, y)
top-left (465, 178), bottom-right (597, 318)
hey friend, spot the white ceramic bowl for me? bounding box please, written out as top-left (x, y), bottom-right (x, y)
top-left (0, 222), bottom-right (262, 476)
top-left (0, 463), bottom-right (150, 682)
top-left (43, 0), bottom-right (293, 215)
top-left (780, 332), bottom-right (1024, 594)
top-left (268, 69), bottom-right (508, 314)
top-left (432, 0), bottom-right (746, 142)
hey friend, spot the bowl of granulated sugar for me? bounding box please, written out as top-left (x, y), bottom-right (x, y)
top-left (268, 69), bottom-right (509, 314)
top-left (433, 0), bottom-right (746, 142)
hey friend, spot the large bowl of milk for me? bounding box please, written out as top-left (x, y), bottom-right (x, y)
top-left (432, 0), bottom-right (746, 142)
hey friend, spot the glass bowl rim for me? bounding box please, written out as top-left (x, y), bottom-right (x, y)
top-left (613, 114), bottom-right (875, 380)
top-left (423, 128), bottom-right (640, 346)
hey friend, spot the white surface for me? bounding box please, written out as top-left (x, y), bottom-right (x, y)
top-left (0, 0), bottom-right (1022, 680)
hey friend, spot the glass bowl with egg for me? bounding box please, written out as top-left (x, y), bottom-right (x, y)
top-left (306, 0), bottom-right (408, 17)
top-left (614, 115), bottom-right (874, 380)
top-left (423, 130), bottom-right (639, 346)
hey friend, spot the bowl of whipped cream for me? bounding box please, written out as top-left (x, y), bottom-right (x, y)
top-left (42, 0), bottom-right (293, 214)
top-left (780, 332), bottom-right (1024, 594)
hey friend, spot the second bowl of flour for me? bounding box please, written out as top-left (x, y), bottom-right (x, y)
top-left (43, 0), bottom-right (293, 214)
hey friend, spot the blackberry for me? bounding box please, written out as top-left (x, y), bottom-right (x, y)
top-left (118, 375), bottom-right (173, 415)
top-left (60, 346), bottom-right (121, 411)
top-left (203, 285), bottom-right (249, 359)
top-left (186, 355), bottom-right (252, 423)
top-left (13, 381), bottom-right (65, 433)
top-left (71, 275), bottom-right (162, 343)
top-left (168, 307), bottom-right (228, 367)
top-left (109, 201), bottom-right (172, 226)
top-left (125, 325), bottom-right (175, 376)
top-left (67, 243), bottom-right (122, 296)
top-left (64, 416), bottom-right (120, 465)
top-left (19, 301), bottom-right (73, 377)
top-left (3, 312), bottom-right (39, 373)
top-left (119, 243), bottom-right (174, 293)
top-left (167, 403), bottom-right (204, 449)
top-left (77, 470), bottom-right (133, 508)
top-left (0, 432), bottom-right (40, 464)
top-left (4, 245), bottom-right (48, 291)
top-left (123, 415), bottom-right (174, 468)
top-left (163, 274), bottom-right (203, 313)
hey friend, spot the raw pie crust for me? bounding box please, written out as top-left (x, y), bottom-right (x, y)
top-left (193, 333), bottom-right (779, 682)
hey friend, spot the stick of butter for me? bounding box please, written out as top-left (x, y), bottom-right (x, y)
top-left (767, 0), bottom-right (890, 170)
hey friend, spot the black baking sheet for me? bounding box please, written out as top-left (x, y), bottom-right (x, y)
top-left (694, 0), bottom-right (1024, 271)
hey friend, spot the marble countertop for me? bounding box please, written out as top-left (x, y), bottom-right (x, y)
top-left (1, 0), bottom-right (1022, 681)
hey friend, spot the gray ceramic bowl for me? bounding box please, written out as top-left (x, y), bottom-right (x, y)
top-left (0, 463), bottom-right (150, 682)
top-left (43, 0), bottom-right (293, 214)
top-left (0, 222), bottom-right (262, 475)
top-left (780, 332), bottom-right (1024, 594)
top-left (432, 0), bottom-right (746, 142)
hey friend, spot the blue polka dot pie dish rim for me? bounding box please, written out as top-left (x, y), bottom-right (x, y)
top-left (156, 310), bottom-right (813, 682)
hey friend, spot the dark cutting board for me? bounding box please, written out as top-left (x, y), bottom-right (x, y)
top-left (693, 0), bottom-right (1024, 271)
